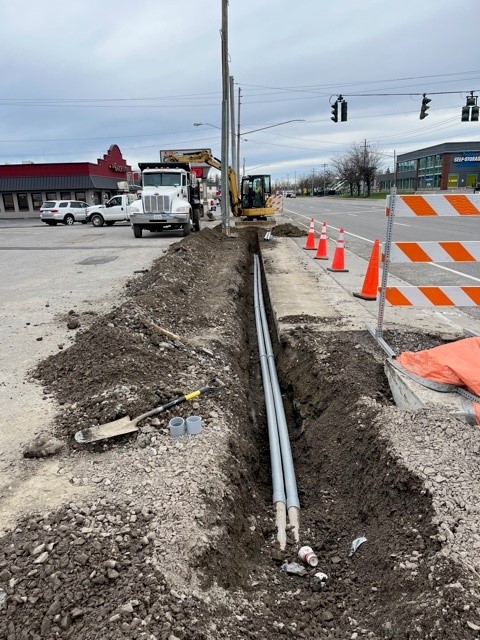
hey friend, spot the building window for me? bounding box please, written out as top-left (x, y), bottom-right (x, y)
top-left (46, 192), bottom-right (57, 201)
top-left (2, 193), bottom-right (14, 211)
top-left (75, 192), bottom-right (86, 202)
top-left (60, 192), bottom-right (71, 200)
top-left (17, 193), bottom-right (29, 211)
top-left (32, 193), bottom-right (43, 210)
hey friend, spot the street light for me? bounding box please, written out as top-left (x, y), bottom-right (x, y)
top-left (193, 122), bottom-right (221, 130)
top-left (195, 118), bottom-right (304, 184)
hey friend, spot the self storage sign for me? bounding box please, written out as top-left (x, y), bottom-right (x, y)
top-left (453, 153), bottom-right (480, 166)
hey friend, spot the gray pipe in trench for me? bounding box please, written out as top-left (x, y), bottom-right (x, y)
top-left (254, 254), bottom-right (300, 545)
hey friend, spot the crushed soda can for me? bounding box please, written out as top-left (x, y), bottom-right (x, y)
top-left (281, 562), bottom-right (307, 576)
top-left (298, 545), bottom-right (319, 567)
top-left (348, 535), bottom-right (367, 557)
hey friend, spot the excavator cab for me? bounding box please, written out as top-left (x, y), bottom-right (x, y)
top-left (240, 175), bottom-right (275, 219)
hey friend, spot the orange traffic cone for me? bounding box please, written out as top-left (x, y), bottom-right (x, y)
top-left (305, 218), bottom-right (316, 250)
top-left (314, 221), bottom-right (328, 260)
top-left (327, 228), bottom-right (349, 272)
top-left (353, 239), bottom-right (380, 301)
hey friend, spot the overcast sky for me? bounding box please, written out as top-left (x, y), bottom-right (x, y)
top-left (1, 0), bottom-right (479, 182)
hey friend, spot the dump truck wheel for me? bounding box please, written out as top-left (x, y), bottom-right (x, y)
top-left (133, 224), bottom-right (143, 238)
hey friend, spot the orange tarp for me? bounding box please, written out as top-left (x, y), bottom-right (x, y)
top-left (396, 337), bottom-right (480, 425)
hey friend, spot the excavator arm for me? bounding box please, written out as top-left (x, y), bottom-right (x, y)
top-left (163, 151), bottom-right (242, 217)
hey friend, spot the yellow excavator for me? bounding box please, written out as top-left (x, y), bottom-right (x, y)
top-left (163, 150), bottom-right (276, 224)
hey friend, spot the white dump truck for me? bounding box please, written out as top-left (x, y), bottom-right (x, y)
top-left (128, 162), bottom-right (202, 238)
top-left (86, 193), bottom-right (137, 227)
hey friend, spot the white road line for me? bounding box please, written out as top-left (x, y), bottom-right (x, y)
top-left (431, 262), bottom-right (480, 283)
top-left (393, 222), bottom-right (410, 227)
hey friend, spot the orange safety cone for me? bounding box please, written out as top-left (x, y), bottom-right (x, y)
top-left (327, 228), bottom-right (349, 272)
top-left (353, 239), bottom-right (380, 301)
top-left (314, 221), bottom-right (328, 260)
top-left (304, 218), bottom-right (316, 250)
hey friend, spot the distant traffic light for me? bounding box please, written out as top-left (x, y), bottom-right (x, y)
top-left (331, 101), bottom-right (338, 122)
top-left (472, 105), bottom-right (480, 122)
top-left (462, 105), bottom-right (471, 122)
top-left (341, 100), bottom-right (348, 122)
top-left (419, 94), bottom-right (431, 120)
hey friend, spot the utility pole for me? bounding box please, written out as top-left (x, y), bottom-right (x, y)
top-left (236, 86), bottom-right (241, 185)
top-left (220, 0), bottom-right (230, 235)
top-left (323, 163), bottom-right (327, 195)
top-left (229, 75), bottom-right (236, 180)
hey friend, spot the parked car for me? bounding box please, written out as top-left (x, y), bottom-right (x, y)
top-left (285, 191), bottom-right (296, 198)
top-left (39, 200), bottom-right (89, 225)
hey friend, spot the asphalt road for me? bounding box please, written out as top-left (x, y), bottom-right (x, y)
top-left (282, 196), bottom-right (480, 290)
top-left (0, 218), bottom-right (212, 518)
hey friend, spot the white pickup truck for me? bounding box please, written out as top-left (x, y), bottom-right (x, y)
top-left (86, 194), bottom-right (137, 227)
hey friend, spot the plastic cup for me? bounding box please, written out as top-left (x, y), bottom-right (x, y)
top-left (298, 545), bottom-right (319, 567)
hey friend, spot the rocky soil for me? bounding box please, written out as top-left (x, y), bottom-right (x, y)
top-left (1, 225), bottom-right (480, 639)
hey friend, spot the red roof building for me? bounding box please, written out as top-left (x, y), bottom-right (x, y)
top-left (0, 145), bottom-right (139, 217)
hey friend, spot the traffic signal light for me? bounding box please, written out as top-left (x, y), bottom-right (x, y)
top-left (419, 94), bottom-right (431, 120)
top-left (331, 101), bottom-right (338, 122)
top-left (462, 106), bottom-right (470, 122)
top-left (472, 106), bottom-right (480, 122)
top-left (341, 100), bottom-right (348, 122)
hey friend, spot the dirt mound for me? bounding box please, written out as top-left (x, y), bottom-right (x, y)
top-left (1, 227), bottom-right (479, 639)
top-left (272, 222), bottom-right (304, 237)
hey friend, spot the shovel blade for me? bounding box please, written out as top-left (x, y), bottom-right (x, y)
top-left (74, 416), bottom-right (139, 444)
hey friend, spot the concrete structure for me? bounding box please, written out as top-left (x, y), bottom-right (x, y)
top-left (0, 145), bottom-right (138, 218)
top-left (378, 141), bottom-right (480, 192)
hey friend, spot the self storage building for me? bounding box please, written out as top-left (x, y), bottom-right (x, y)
top-left (378, 141), bottom-right (480, 192)
top-left (0, 144), bottom-right (135, 218)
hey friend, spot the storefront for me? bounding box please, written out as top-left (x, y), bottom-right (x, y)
top-left (378, 141), bottom-right (480, 192)
top-left (0, 145), bottom-right (138, 218)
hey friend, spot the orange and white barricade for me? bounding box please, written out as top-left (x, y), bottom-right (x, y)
top-left (387, 194), bottom-right (480, 217)
top-left (369, 192), bottom-right (480, 351)
top-left (267, 194), bottom-right (284, 213)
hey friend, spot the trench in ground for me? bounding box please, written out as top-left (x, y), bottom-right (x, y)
top-left (193, 234), bottom-right (476, 639)
top-left (1, 227), bottom-right (477, 640)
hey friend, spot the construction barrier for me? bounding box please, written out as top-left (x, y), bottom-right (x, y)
top-left (366, 191), bottom-right (480, 424)
top-left (369, 190), bottom-right (480, 352)
top-left (384, 286), bottom-right (480, 307)
top-left (387, 194), bottom-right (480, 217)
top-left (268, 194), bottom-right (284, 213)
top-left (388, 241), bottom-right (480, 263)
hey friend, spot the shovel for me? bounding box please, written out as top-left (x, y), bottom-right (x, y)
top-left (74, 377), bottom-right (225, 444)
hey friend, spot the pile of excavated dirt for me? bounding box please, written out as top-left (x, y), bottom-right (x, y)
top-left (1, 225), bottom-right (480, 639)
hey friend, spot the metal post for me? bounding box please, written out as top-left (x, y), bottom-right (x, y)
top-left (236, 86), bottom-right (241, 189)
top-left (220, 0), bottom-right (230, 235)
top-left (229, 75), bottom-right (236, 180)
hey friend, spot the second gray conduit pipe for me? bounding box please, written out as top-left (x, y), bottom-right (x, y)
top-left (254, 254), bottom-right (300, 546)
top-left (254, 258), bottom-right (287, 548)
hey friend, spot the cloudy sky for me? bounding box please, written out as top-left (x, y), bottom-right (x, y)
top-left (1, 0), bottom-right (479, 182)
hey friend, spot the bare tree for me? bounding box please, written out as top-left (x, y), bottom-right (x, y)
top-left (332, 141), bottom-right (383, 197)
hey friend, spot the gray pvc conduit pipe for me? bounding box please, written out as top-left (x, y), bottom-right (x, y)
top-left (254, 254), bottom-right (300, 545)
top-left (254, 258), bottom-right (287, 548)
